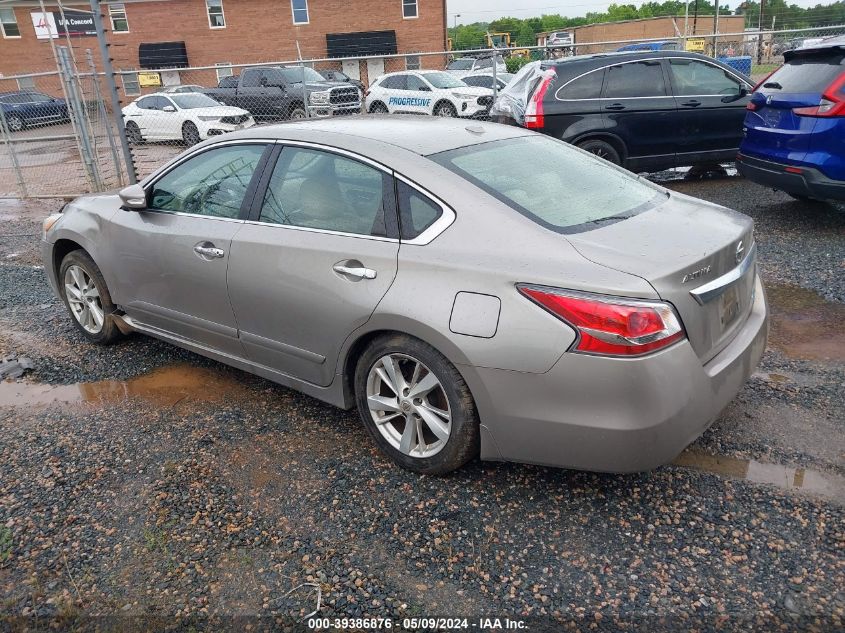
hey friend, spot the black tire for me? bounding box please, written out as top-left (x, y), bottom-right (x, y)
top-left (433, 101), bottom-right (457, 118)
top-left (125, 121), bottom-right (143, 144)
top-left (577, 138), bottom-right (621, 165)
top-left (354, 334), bottom-right (480, 475)
top-left (59, 250), bottom-right (122, 345)
top-left (787, 192), bottom-right (826, 204)
top-left (5, 114), bottom-right (24, 133)
top-left (288, 105), bottom-right (307, 120)
top-left (369, 101), bottom-right (389, 114)
top-left (182, 121), bottom-right (201, 146)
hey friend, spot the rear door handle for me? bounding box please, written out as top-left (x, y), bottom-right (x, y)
top-left (333, 264), bottom-right (376, 280)
top-left (193, 242), bottom-right (225, 260)
top-left (681, 100), bottom-right (702, 107)
top-left (605, 103), bottom-right (626, 111)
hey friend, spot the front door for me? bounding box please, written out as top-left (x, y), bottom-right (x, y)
top-left (227, 144), bottom-right (399, 386)
top-left (665, 58), bottom-right (751, 163)
top-left (600, 60), bottom-right (678, 171)
top-left (104, 143), bottom-right (269, 356)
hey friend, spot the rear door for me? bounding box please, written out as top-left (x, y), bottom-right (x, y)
top-left (600, 59), bottom-right (678, 170)
top-left (665, 57), bottom-right (751, 162)
top-left (227, 144), bottom-right (399, 386)
top-left (547, 66), bottom-right (606, 143)
top-left (743, 50), bottom-right (845, 165)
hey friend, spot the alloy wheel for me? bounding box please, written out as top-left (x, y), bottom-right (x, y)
top-left (366, 353), bottom-right (452, 458)
top-left (6, 115), bottom-right (23, 133)
top-left (64, 265), bottom-right (105, 334)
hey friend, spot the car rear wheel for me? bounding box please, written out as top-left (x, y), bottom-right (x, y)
top-left (355, 334), bottom-right (479, 475)
top-left (59, 250), bottom-right (122, 345)
top-left (369, 101), bottom-right (388, 114)
top-left (434, 102), bottom-right (457, 118)
top-left (125, 121), bottom-right (143, 144)
top-left (182, 121), bottom-right (201, 146)
top-left (577, 139), bottom-right (621, 165)
top-left (5, 114), bottom-right (24, 133)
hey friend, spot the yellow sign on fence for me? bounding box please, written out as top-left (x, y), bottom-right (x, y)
top-left (138, 72), bottom-right (162, 87)
top-left (685, 38), bottom-right (706, 52)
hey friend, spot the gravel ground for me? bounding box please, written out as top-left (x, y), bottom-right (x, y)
top-left (0, 179), bottom-right (843, 631)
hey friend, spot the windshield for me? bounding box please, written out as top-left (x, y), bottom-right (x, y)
top-left (421, 72), bottom-right (467, 89)
top-left (764, 53), bottom-right (845, 92)
top-left (279, 66), bottom-right (326, 83)
top-left (431, 136), bottom-right (662, 233)
top-left (447, 59), bottom-right (474, 70)
top-left (170, 94), bottom-right (220, 109)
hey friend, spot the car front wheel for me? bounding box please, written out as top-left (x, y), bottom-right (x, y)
top-left (355, 334), bottom-right (479, 475)
top-left (433, 102), bottom-right (458, 118)
top-left (59, 250), bottom-right (122, 344)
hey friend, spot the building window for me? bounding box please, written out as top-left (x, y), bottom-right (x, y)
top-left (17, 76), bottom-right (35, 90)
top-left (291, 0), bottom-right (308, 24)
top-left (402, 0), bottom-right (418, 19)
top-left (0, 8), bottom-right (21, 38)
top-left (109, 3), bottom-right (129, 32)
top-left (405, 54), bottom-right (420, 70)
top-left (206, 0), bottom-right (225, 28)
top-left (121, 70), bottom-right (141, 96)
top-left (216, 62), bottom-right (234, 83)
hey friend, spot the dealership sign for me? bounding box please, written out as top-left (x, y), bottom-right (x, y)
top-left (31, 9), bottom-right (97, 39)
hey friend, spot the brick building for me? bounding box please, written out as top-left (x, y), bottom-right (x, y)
top-left (0, 0), bottom-right (448, 94)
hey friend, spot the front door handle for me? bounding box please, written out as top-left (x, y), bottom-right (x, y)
top-left (681, 99), bottom-right (702, 107)
top-left (193, 242), bottom-right (225, 260)
top-left (605, 103), bottom-right (626, 111)
top-left (333, 264), bottom-right (376, 280)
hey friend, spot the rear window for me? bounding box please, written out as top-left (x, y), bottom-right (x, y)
top-left (764, 53), bottom-right (845, 92)
top-left (430, 136), bottom-right (661, 233)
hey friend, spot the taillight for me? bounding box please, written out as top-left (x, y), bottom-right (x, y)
top-left (746, 100), bottom-right (760, 111)
top-left (518, 285), bottom-right (685, 357)
top-left (792, 71), bottom-right (845, 117)
top-left (524, 69), bottom-right (555, 129)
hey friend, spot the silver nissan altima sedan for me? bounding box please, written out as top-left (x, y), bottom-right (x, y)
top-left (41, 116), bottom-right (768, 475)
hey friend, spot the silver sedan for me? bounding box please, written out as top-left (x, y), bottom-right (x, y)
top-left (41, 117), bottom-right (768, 474)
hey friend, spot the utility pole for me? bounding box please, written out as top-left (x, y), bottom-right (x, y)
top-left (692, 0), bottom-right (700, 35)
top-left (757, 0), bottom-right (766, 65)
top-left (714, 1), bottom-right (720, 56)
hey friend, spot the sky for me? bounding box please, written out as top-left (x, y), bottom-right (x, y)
top-left (447, 0), bottom-right (835, 25)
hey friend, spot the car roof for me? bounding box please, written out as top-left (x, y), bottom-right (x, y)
top-left (784, 35), bottom-right (845, 60)
top-left (544, 50), bottom-right (729, 74)
top-left (221, 115), bottom-right (532, 156)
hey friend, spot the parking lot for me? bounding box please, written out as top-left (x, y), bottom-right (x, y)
top-left (0, 172), bottom-right (843, 629)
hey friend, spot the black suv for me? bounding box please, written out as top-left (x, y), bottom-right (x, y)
top-left (491, 51), bottom-right (753, 172)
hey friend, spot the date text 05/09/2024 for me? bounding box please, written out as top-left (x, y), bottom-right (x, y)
top-left (307, 617), bottom-right (528, 630)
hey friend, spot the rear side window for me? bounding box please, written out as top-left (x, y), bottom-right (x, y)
top-left (763, 53), bottom-right (845, 93)
top-left (397, 181), bottom-right (442, 239)
top-left (603, 61), bottom-right (666, 98)
top-left (431, 136), bottom-right (660, 233)
top-left (556, 69), bottom-right (604, 100)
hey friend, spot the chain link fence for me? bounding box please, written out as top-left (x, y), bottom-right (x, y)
top-left (2, 22), bottom-right (844, 198)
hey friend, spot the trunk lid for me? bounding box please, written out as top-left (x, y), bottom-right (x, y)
top-left (566, 193), bottom-right (756, 362)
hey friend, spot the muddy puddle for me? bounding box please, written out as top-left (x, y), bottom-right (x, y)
top-left (0, 363), bottom-right (249, 408)
top-left (766, 283), bottom-right (845, 363)
top-left (674, 451), bottom-right (845, 504)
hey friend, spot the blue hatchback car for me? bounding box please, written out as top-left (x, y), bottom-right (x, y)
top-left (0, 91), bottom-right (69, 133)
top-left (737, 36), bottom-right (845, 201)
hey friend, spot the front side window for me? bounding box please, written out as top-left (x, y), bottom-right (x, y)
top-left (431, 136), bottom-right (661, 233)
top-left (402, 0), bottom-right (418, 18)
top-left (556, 69), bottom-right (604, 100)
top-left (0, 8), bottom-right (20, 38)
top-left (259, 147), bottom-right (390, 237)
top-left (291, 0), bottom-right (309, 24)
top-left (669, 59), bottom-right (742, 96)
top-left (603, 61), bottom-right (666, 98)
top-left (150, 145), bottom-right (265, 218)
top-left (206, 0), bottom-right (225, 28)
top-left (406, 75), bottom-right (429, 91)
top-left (136, 96), bottom-right (158, 109)
top-left (109, 3), bottom-right (129, 32)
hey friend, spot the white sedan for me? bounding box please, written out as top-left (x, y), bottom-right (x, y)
top-left (365, 71), bottom-right (493, 119)
top-left (122, 92), bottom-right (254, 145)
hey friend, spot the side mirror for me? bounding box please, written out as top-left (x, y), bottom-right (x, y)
top-left (118, 184), bottom-right (147, 211)
top-left (722, 85), bottom-right (749, 103)
top-left (419, 85), bottom-right (432, 92)
top-left (162, 105), bottom-right (176, 112)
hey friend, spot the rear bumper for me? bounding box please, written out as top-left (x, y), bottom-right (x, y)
top-left (736, 152), bottom-right (845, 201)
top-left (464, 274), bottom-right (768, 473)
